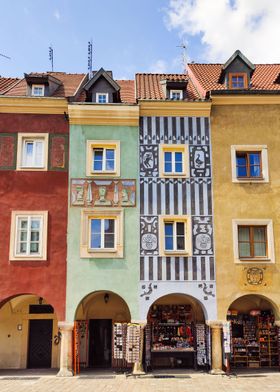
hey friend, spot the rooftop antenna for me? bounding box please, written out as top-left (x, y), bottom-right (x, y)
top-left (176, 42), bottom-right (188, 72)
top-left (49, 45), bottom-right (54, 72)
top-left (0, 53), bottom-right (11, 60)
top-left (88, 39), bottom-right (93, 79)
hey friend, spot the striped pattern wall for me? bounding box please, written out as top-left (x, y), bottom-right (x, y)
top-left (140, 178), bottom-right (212, 216)
top-left (140, 256), bottom-right (215, 282)
top-left (139, 117), bottom-right (210, 145)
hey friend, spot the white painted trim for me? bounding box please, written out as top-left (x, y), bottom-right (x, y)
top-left (170, 89), bottom-right (183, 100)
top-left (232, 219), bottom-right (275, 263)
top-left (86, 140), bottom-right (120, 177)
top-left (31, 84), bottom-right (45, 97)
top-left (96, 92), bottom-right (109, 103)
top-left (17, 133), bottom-right (48, 171)
top-left (231, 145), bottom-right (269, 183)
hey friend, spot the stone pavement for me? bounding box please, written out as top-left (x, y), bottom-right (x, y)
top-left (0, 370), bottom-right (280, 392)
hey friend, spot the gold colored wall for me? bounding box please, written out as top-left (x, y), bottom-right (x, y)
top-left (211, 104), bottom-right (280, 320)
top-left (0, 296), bottom-right (59, 369)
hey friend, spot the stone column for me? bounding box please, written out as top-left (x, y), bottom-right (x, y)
top-left (57, 322), bottom-right (74, 377)
top-left (132, 321), bottom-right (146, 375)
top-left (208, 321), bottom-right (225, 375)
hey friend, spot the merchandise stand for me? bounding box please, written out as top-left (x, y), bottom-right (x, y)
top-left (228, 310), bottom-right (279, 369)
top-left (146, 304), bottom-right (209, 370)
top-left (73, 320), bottom-right (89, 375)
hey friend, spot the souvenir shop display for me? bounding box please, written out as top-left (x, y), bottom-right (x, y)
top-left (126, 323), bottom-right (141, 363)
top-left (228, 310), bottom-right (279, 368)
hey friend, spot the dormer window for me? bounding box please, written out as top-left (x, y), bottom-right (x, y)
top-left (31, 84), bottom-right (45, 96)
top-left (170, 89), bottom-right (183, 100)
top-left (96, 93), bottom-right (109, 103)
top-left (229, 73), bottom-right (247, 89)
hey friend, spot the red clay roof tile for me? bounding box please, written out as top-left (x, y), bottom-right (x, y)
top-left (0, 77), bottom-right (20, 94)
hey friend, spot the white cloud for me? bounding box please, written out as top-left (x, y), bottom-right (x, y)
top-left (54, 10), bottom-right (61, 20)
top-left (165, 0), bottom-right (280, 63)
top-left (149, 59), bottom-right (168, 73)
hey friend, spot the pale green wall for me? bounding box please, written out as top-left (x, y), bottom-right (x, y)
top-left (66, 125), bottom-right (139, 321)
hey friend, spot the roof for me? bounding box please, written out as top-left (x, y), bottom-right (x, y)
top-left (3, 72), bottom-right (87, 98)
top-left (187, 63), bottom-right (280, 97)
top-left (223, 49), bottom-right (255, 71)
top-left (0, 77), bottom-right (20, 94)
top-left (83, 68), bottom-right (120, 92)
top-left (135, 73), bottom-right (201, 100)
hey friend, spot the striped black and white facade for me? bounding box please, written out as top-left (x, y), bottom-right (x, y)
top-left (139, 115), bottom-right (217, 321)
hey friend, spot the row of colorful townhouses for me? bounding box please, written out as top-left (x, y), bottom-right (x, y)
top-left (1, 50), bottom-right (280, 375)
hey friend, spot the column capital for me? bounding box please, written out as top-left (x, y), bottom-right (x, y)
top-left (206, 320), bottom-right (226, 328)
top-left (58, 321), bottom-right (74, 331)
top-left (131, 320), bottom-right (147, 327)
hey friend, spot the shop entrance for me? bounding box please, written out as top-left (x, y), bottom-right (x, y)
top-left (146, 294), bottom-right (210, 371)
top-left (74, 291), bottom-right (131, 373)
top-left (88, 319), bottom-right (112, 368)
top-left (227, 294), bottom-right (280, 369)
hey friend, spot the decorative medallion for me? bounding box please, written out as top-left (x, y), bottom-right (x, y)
top-left (246, 267), bottom-right (264, 286)
top-left (192, 216), bottom-right (213, 255)
top-left (140, 145), bottom-right (158, 177)
top-left (140, 216), bottom-right (158, 255)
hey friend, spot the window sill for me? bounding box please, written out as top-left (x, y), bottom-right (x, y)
top-left (234, 258), bottom-right (274, 264)
top-left (17, 166), bottom-right (47, 171)
top-left (10, 256), bottom-right (45, 261)
top-left (163, 250), bottom-right (191, 256)
top-left (161, 173), bottom-right (188, 178)
top-left (233, 178), bottom-right (268, 183)
top-left (88, 248), bottom-right (117, 253)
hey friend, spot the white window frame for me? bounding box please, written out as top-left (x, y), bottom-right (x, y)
top-left (86, 140), bottom-right (120, 177)
top-left (89, 217), bottom-right (116, 251)
top-left (232, 219), bottom-right (275, 264)
top-left (96, 93), bottom-right (109, 103)
top-left (170, 89), bottom-right (183, 100)
top-left (231, 145), bottom-right (269, 183)
top-left (31, 84), bottom-right (45, 97)
top-left (9, 211), bottom-right (48, 261)
top-left (17, 133), bottom-right (48, 171)
top-left (159, 144), bottom-right (189, 178)
top-left (92, 147), bottom-right (116, 173)
top-left (159, 215), bottom-right (192, 256)
top-left (80, 208), bottom-right (124, 258)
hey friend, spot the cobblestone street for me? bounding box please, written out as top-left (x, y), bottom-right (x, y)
top-left (0, 370), bottom-right (280, 392)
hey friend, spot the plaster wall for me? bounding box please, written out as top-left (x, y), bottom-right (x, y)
top-left (211, 104), bottom-right (280, 320)
top-left (0, 113), bottom-right (68, 320)
top-left (66, 125), bottom-right (139, 321)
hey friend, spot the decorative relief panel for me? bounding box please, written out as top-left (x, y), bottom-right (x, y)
top-left (71, 179), bottom-right (136, 207)
top-left (192, 216), bottom-right (213, 255)
top-left (140, 145), bottom-right (158, 177)
top-left (189, 145), bottom-right (211, 177)
top-left (0, 133), bottom-right (17, 170)
top-left (140, 216), bottom-right (158, 255)
top-left (48, 134), bottom-right (68, 171)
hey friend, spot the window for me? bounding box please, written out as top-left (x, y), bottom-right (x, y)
top-left (31, 85), bottom-right (45, 96)
top-left (93, 148), bottom-right (115, 172)
top-left (96, 93), bottom-right (108, 103)
top-left (90, 218), bottom-right (115, 250)
top-left (232, 219), bottom-right (274, 263)
top-left (236, 151), bottom-right (261, 178)
top-left (86, 140), bottom-right (120, 177)
top-left (159, 144), bottom-right (189, 178)
top-left (170, 90), bottom-right (183, 100)
top-left (17, 133), bottom-right (48, 171)
top-left (80, 208), bottom-right (123, 258)
top-left (159, 215), bottom-right (192, 256)
top-left (9, 211), bottom-right (48, 261)
top-left (231, 145), bottom-right (269, 183)
top-left (229, 73), bottom-right (247, 89)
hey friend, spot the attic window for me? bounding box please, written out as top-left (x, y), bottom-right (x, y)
top-left (96, 93), bottom-right (108, 103)
top-left (170, 90), bottom-right (183, 100)
top-left (229, 73), bottom-right (247, 89)
top-left (31, 84), bottom-right (45, 96)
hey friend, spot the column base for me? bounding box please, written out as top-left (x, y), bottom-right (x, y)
top-left (209, 368), bottom-right (225, 375)
top-left (56, 368), bottom-right (74, 377)
top-left (132, 362), bottom-right (145, 375)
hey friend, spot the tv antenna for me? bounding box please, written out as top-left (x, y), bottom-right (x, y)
top-left (49, 45), bottom-right (54, 72)
top-left (88, 39), bottom-right (93, 79)
top-left (0, 53), bottom-right (11, 60)
top-left (176, 42), bottom-right (188, 72)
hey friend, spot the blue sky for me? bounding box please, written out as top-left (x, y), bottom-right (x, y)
top-left (1, 0), bottom-right (279, 79)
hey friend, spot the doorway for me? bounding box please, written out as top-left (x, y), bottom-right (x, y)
top-left (89, 319), bottom-right (112, 368)
top-left (28, 319), bottom-right (53, 368)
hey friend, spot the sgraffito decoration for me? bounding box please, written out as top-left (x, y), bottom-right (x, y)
top-left (245, 267), bottom-right (265, 286)
top-left (190, 146), bottom-right (211, 177)
top-left (140, 216), bottom-right (158, 255)
top-left (192, 216), bottom-right (213, 255)
top-left (140, 145), bottom-right (158, 177)
top-left (71, 179), bottom-right (136, 207)
top-left (0, 133), bottom-right (17, 170)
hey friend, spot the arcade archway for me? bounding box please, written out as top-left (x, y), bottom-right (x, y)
top-left (227, 294), bottom-right (280, 369)
top-left (0, 294), bottom-right (59, 369)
